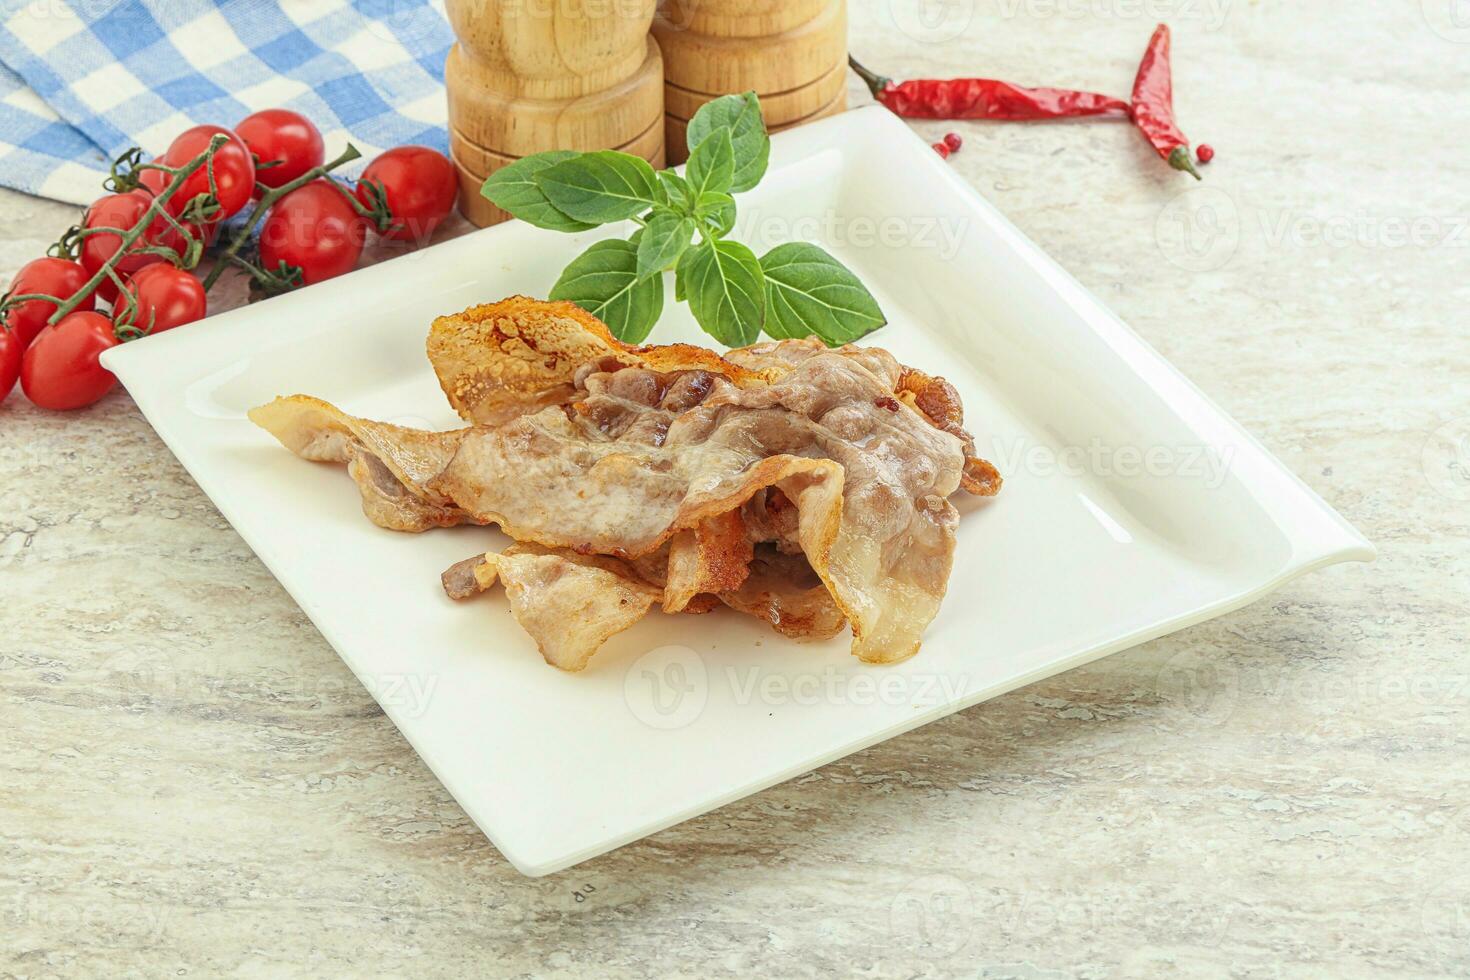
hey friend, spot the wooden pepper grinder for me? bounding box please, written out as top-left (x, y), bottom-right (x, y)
top-left (444, 0), bottom-right (666, 227)
top-left (652, 0), bottom-right (848, 163)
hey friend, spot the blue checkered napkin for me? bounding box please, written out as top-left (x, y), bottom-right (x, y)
top-left (0, 0), bottom-right (454, 205)
top-left (0, 60), bottom-right (110, 201)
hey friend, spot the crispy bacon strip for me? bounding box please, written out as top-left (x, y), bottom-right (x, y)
top-left (663, 510), bottom-right (753, 614)
top-left (248, 395), bottom-right (478, 532)
top-left (254, 298), bottom-right (1006, 666)
top-left (426, 296), bottom-right (776, 425)
top-left (718, 547), bottom-right (847, 641)
top-left (449, 543), bottom-right (662, 672)
top-left (427, 295), bottom-right (1002, 501)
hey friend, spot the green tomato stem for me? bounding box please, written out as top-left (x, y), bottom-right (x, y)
top-left (42, 134), bottom-right (229, 329)
top-left (201, 143), bottom-right (363, 293)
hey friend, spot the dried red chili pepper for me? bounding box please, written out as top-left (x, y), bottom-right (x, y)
top-left (849, 56), bottom-right (1129, 121)
top-left (1129, 24), bottom-right (1201, 179)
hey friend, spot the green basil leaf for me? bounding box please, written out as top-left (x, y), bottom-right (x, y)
top-left (549, 239), bottom-right (664, 343)
top-left (676, 237), bottom-right (765, 347)
top-left (636, 212), bottom-right (696, 279)
top-left (686, 92), bottom-right (769, 193)
top-left (694, 191), bottom-right (736, 237)
top-left (759, 243), bottom-right (886, 345)
top-left (480, 151), bottom-right (597, 232)
top-left (535, 150), bottom-right (661, 224)
top-left (686, 128), bottom-right (734, 198)
top-left (657, 171), bottom-right (693, 214)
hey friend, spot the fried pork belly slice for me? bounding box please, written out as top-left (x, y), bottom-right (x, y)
top-left (494, 552), bottom-right (659, 671)
top-left (718, 547), bottom-right (846, 641)
top-left (428, 297), bottom-right (1001, 496)
top-left (727, 339), bottom-right (1002, 496)
top-left (444, 540), bottom-right (838, 653)
top-left (440, 552), bottom-right (499, 599)
top-left (663, 510), bottom-right (754, 613)
top-left (445, 543), bottom-right (721, 625)
top-left (255, 352), bottom-right (966, 661)
top-left (426, 296), bottom-right (777, 425)
top-left (440, 543), bottom-right (660, 672)
top-left (260, 296), bottom-right (999, 663)
top-left (428, 351), bottom-right (964, 663)
top-left (249, 395), bottom-right (480, 532)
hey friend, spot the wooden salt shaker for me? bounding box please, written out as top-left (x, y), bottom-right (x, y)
top-left (444, 0), bottom-right (666, 227)
top-left (652, 0), bottom-right (848, 164)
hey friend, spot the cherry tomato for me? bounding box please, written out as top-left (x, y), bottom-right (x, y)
top-left (0, 327), bottom-right (21, 403)
top-left (356, 146), bottom-right (457, 242)
top-left (21, 311), bottom-right (120, 411)
top-left (160, 124), bottom-right (256, 224)
top-left (116, 265), bottom-right (207, 335)
top-left (236, 109), bottom-right (325, 190)
top-left (258, 180), bottom-right (367, 286)
top-left (132, 159), bottom-right (219, 249)
top-left (2, 257), bottom-right (96, 349)
top-left (80, 191), bottom-right (182, 303)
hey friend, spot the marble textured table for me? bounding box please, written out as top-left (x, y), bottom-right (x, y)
top-left (3, 3), bottom-right (1467, 977)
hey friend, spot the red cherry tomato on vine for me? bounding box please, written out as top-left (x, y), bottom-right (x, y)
top-left (236, 109), bottom-right (325, 190)
top-left (2, 257), bottom-right (96, 349)
top-left (258, 180), bottom-right (367, 287)
top-left (160, 124), bottom-right (256, 224)
top-left (80, 190), bottom-right (183, 303)
top-left (132, 159), bottom-right (219, 249)
top-left (0, 327), bottom-right (21, 403)
top-left (356, 146), bottom-right (457, 242)
top-left (21, 311), bottom-right (120, 410)
top-left (117, 265), bottom-right (207, 335)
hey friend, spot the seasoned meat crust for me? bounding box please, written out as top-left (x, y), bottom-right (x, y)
top-left (250, 297), bottom-right (1002, 669)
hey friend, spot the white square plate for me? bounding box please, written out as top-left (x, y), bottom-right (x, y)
top-left (103, 107), bottom-right (1374, 876)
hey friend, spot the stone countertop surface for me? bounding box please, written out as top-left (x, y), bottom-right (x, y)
top-left (3, 3), bottom-right (1467, 977)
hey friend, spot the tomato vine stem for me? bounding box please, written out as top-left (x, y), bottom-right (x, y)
top-left (200, 143), bottom-right (363, 292)
top-left (38, 135), bottom-right (228, 332)
top-left (3, 138), bottom-right (378, 338)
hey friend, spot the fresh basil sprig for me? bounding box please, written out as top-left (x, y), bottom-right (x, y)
top-left (481, 92), bottom-right (885, 348)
